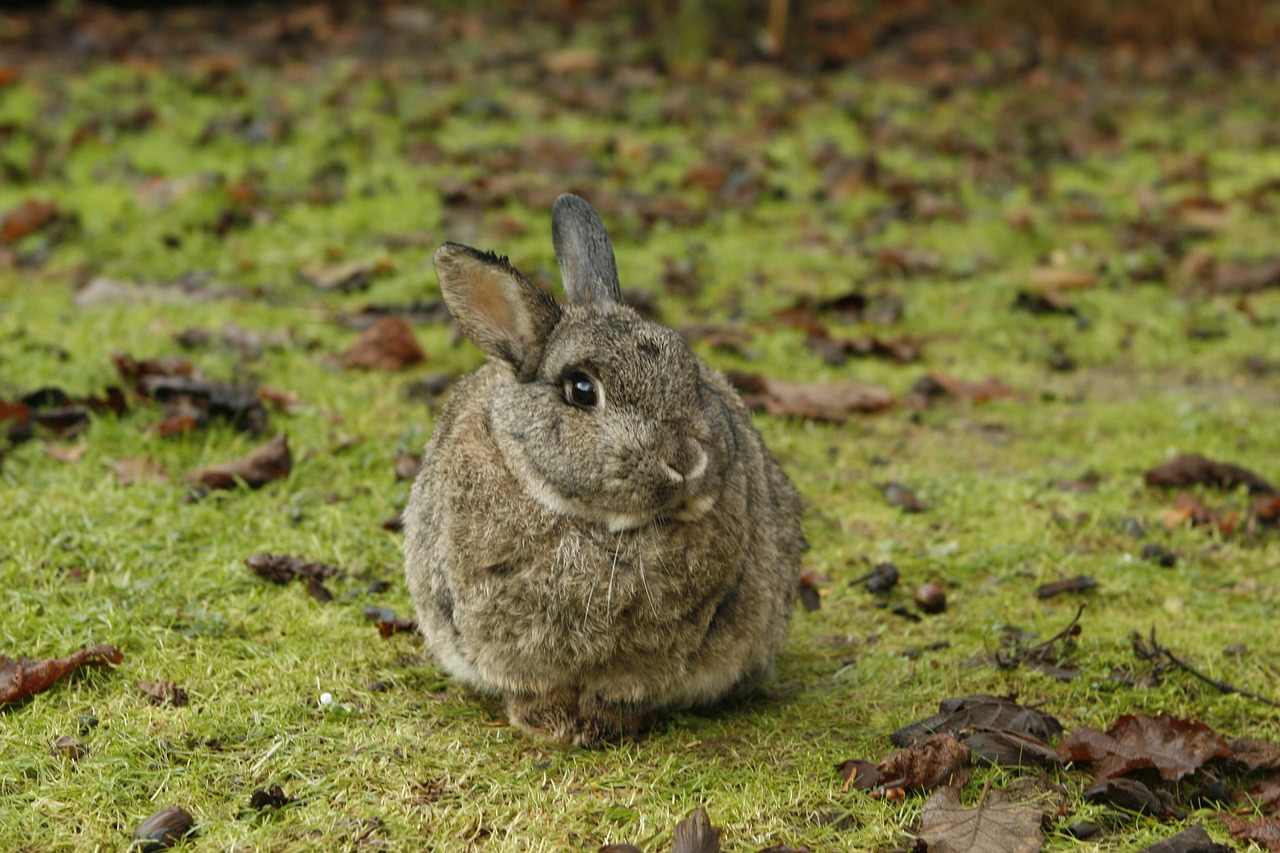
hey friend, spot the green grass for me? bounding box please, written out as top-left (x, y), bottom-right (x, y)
top-left (2, 15), bottom-right (1279, 851)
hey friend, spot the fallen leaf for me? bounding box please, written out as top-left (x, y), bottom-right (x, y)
top-left (1136, 825), bottom-right (1232, 853)
top-left (1029, 266), bottom-right (1098, 291)
top-left (964, 730), bottom-right (1061, 769)
top-left (1216, 814), bottom-right (1280, 852)
top-left (1, 198), bottom-right (60, 244)
top-left (798, 570), bottom-right (829, 612)
top-left (1035, 576), bottom-right (1097, 598)
top-left (111, 457), bottom-right (168, 485)
top-left (1162, 491), bottom-right (1215, 529)
top-left (1230, 738), bottom-right (1280, 771)
top-left (45, 442), bottom-right (89, 464)
top-left (340, 316), bottom-right (427, 371)
top-left (916, 785), bottom-right (1043, 853)
top-left (879, 733), bottom-right (971, 792)
top-left (1255, 494), bottom-right (1280, 528)
top-left (1250, 776), bottom-right (1280, 815)
top-left (186, 434), bottom-right (292, 490)
top-left (245, 553), bottom-right (339, 584)
top-left (837, 758), bottom-right (881, 792)
top-left (250, 785), bottom-right (292, 810)
top-left (883, 481), bottom-right (925, 512)
top-left (305, 577), bottom-right (334, 604)
top-left (299, 258), bottom-right (381, 292)
top-left (891, 696), bottom-right (1064, 749)
top-left (257, 385), bottom-right (306, 413)
top-left (672, 807), bottom-right (721, 853)
top-left (912, 371), bottom-right (1016, 405)
top-left (1058, 712), bottom-right (1230, 781)
top-left (363, 606), bottom-right (418, 637)
top-left (52, 735), bottom-right (88, 760)
top-left (727, 372), bottom-right (894, 422)
top-left (137, 679), bottom-right (189, 707)
top-left (1145, 453), bottom-right (1275, 494)
top-left (0, 644), bottom-right (124, 704)
top-left (132, 805), bottom-right (195, 851)
top-left (1081, 777), bottom-right (1165, 815)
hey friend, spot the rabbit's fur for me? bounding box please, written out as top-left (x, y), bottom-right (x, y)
top-left (403, 194), bottom-right (805, 746)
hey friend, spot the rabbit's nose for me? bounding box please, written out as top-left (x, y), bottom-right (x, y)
top-left (663, 441), bottom-right (707, 483)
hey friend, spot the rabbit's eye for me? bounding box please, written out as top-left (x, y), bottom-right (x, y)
top-left (563, 373), bottom-right (599, 409)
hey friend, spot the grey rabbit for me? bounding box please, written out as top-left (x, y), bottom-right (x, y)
top-left (403, 194), bottom-right (805, 746)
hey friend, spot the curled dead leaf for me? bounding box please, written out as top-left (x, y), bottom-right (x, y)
top-left (0, 644), bottom-right (124, 704)
top-left (340, 316), bottom-right (427, 371)
top-left (186, 434), bottom-right (292, 490)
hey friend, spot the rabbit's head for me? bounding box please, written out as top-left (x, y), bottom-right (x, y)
top-left (433, 194), bottom-right (733, 532)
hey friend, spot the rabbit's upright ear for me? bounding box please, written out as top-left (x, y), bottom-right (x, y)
top-left (434, 243), bottom-right (562, 377)
top-left (552, 194), bottom-right (623, 310)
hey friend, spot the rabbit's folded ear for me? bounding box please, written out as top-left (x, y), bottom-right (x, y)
top-left (552, 194), bottom-right (623, 310)
top-left (434, 243), bottom-right (562, 376)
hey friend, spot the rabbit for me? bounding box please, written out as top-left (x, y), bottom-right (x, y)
top-left (403, 193), bottom-right (806, 747)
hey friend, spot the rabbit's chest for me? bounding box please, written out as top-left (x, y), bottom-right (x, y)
top-left (455, 522), bottom-right (733, 642)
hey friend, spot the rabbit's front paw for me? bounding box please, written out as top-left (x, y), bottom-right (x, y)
top-left (506, 690), bottom-right (651, 748)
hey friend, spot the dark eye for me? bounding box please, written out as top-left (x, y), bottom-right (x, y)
top-left (562, 373), bottom-right (599, 409)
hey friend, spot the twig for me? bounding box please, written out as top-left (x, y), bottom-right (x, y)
top-left (995, 602), bottom-right (1086, 668)
top-left (1140, 628), bottom-right (1280, 710)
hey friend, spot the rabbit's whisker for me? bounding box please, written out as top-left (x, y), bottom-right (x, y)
top-left (606, 533), bottom-right (622, 622)
top-left (639, 523), bottom-right (658, 618)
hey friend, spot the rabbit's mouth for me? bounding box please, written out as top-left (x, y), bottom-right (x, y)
top-left (517, 469), bottom-right (717, 533)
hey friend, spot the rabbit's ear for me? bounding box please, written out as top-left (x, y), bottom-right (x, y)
top-left (552, 194), bottom-right (623, 310)
top-left (434, 243), bottom-right (562, 376)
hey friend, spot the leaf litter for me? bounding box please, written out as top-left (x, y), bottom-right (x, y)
top-left (0, 644), bottom-right (124, 705)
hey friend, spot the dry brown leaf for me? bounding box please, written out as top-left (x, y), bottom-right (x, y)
top-left (186, 434), bottom-right (292, 490)
top-left (245, 553), bottom-right (339, 584)
top-left (879, 733), bottom-right (971, 792)
top-left (542, 47), bottom-right (601, 74)
top-left (137, 679), bottom-right (189, 707)
top-left (1, 198), bottom-right (60, 244)
top-left (45, 443), bottom-right (89, 464)
top-left (925, 371), bottom-right (1017, 403)
top-left (1029, 266), bottom-right (1098, 291)
top-left (258, 385), bottom-right (306, 412)
top-left (917, 785), bottom-right (1044, 853)
top-left (891, 696), bottom-right (1064, 749)
top-left (1230, 738), bottom-right (1280, 771)
top-left (111, 457), bottom-right (168, 485)
top-left (671, 808), bottom-right (721, 853)
top-left (837, 758), bottom-right (881, 792)
top-left (728, 372), bottom-right (893, 422)
top-left (299, 258), bottom-right (381, 292)
top-left (340, 316), bottom-right (427, 371)
top-left (132, 805), bottom-right (195, 850)
top-left (0, 645), bottom-right (124, 704)
top-left (1135, 824), bottom-right (1231, 853)
top-left (1145, 453), bottom-right (1274, 494)
top-left (1217, 814), bottom-right (1280, 852)
top-left (1250, 776), bottom-right (1280, 815)
top-left (1058, 712), bottom-right (1230, 781)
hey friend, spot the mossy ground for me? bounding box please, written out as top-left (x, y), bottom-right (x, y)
top-left (1, 10), bottom-right (1278, 852)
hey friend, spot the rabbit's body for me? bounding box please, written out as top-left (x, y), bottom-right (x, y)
top-left (404, 195), bottom-right (804, 746)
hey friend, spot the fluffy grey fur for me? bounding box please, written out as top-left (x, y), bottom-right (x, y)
top-left (403, 194), bottom-right (806, 746)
